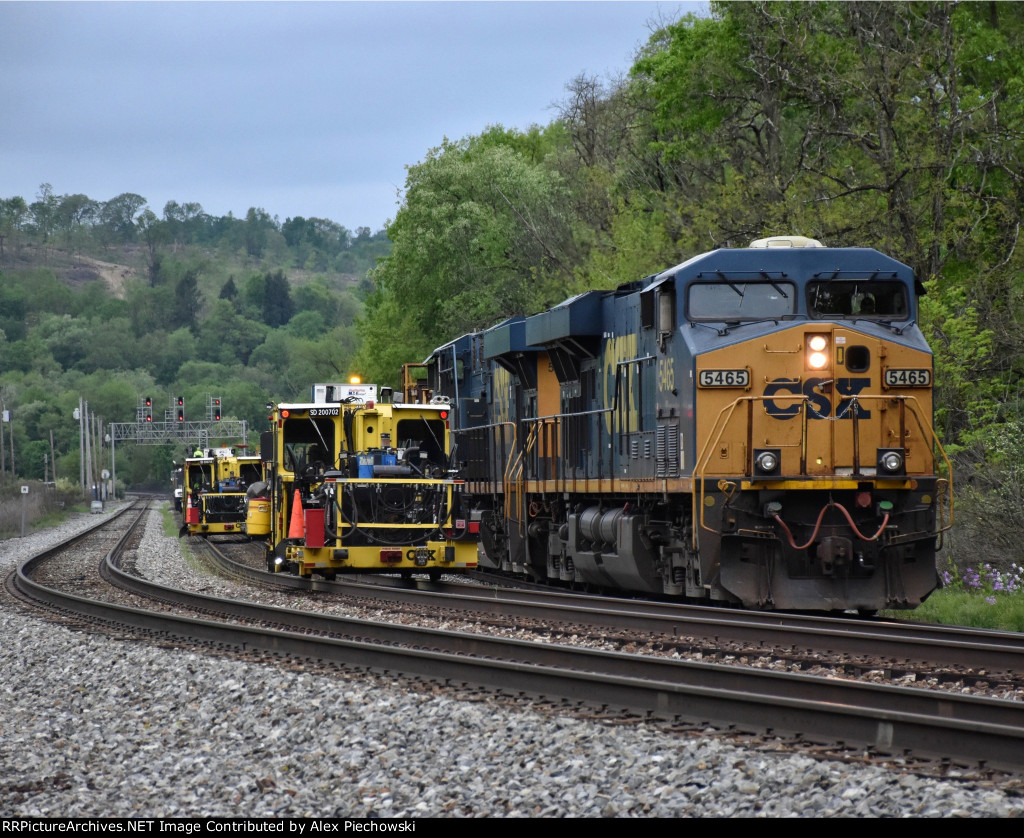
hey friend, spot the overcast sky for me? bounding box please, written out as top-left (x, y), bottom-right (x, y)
top-left (2, 1), bottom-right (705, 233)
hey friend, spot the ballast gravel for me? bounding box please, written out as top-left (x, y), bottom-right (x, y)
top-left (1, 505), bottom-right (1022, 818)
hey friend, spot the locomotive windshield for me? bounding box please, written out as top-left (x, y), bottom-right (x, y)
top-left (807, 280), bottom-right (909, 319)
top-left (687, 281), bottom-right (795, 320)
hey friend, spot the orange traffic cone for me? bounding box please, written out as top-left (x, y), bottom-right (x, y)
top-left (185, 494), bottom-right (199, 525)
top-left (288, 489), bottom-right (305, 539)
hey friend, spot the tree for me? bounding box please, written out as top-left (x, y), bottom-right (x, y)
top-left (195, 299), bottom-right (268, 365)
top-left (219, 276), bottom-right (238, 301)
top-left (244, 207), bottom-right (275, 259)
top-left (358, 134), bottom-right (579, 371)
top-left (136, 209), bottom-right (167, 282)
top-left (100, 193), bottom-right (147, 244)
top-left (173, 268), bottom-right (203, 329)
top-left (261, 269), bottom-right (294, 327)
top-left (55, 193), bottom-right (99, 251)
top-left (0, 196), bottom-right (29, 259)
top-left (29, 184), bottom-right (59, 244)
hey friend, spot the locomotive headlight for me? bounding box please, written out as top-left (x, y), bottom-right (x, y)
top-left (881, 452), bottom-right (903, 472)
top-left (877, 448), bottom-right (905, 475)
top-left (807, 334), bottom-right (830, 370)
top-left (753, 448), bottom-right (782, 477)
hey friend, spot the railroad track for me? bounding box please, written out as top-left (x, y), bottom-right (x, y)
top-left (11, 514), bottom-right (1024, 777)
top-left (209, 537), bottom-right (1024, 683)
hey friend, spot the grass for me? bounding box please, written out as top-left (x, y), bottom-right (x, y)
top-left (160, 501), bottom-right (206, 573)
top-left (881, 561), bottom-right (1024, 632)
top-left (160, 503), bottom-right (183, 539)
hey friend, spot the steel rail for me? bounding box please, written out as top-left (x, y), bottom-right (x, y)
top-left (15, 520), bottom-right (1024, 775)
top-left (204, 539), bottom-right (1024, 673)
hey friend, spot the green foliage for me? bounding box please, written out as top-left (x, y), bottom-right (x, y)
top-left (919, 282), bottom-right (998, 453)
top-left (261, 269), bottom-right (295, 327)
top-left (0, 183), bottom-right (386, 489)
top-left (357, 129), bottom-right (581, 374)
top-left (893, 589), bottom-right (1024, 632)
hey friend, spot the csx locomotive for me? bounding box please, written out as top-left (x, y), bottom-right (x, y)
top-left (247, 381), bottom-right (478, 578)
top-left (181, 447), bottom-right (262, 536)
top-left (411, 236), bottom-right (952, 612)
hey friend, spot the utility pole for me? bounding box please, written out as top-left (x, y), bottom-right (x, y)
top-left (94, 415), bottom-right (103, 499)
top-left (0, 393), bottom-right (5, 484)
top-left (0, 385), bottom-right (11, 480)
top-left (84, 402), bottom-right (93, 499)
top-left (106, 425), bottom-right (116, 500)
top-left (77, 398), bottom-right (85, 494)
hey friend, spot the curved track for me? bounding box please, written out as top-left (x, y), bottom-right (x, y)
top-left (11, 514), bottom-right (1024, 777)
top-left (210, 537), bottom-right (1024, 679)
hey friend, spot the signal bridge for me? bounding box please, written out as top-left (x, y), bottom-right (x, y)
top-left (109, 418), bottom-right (248, 448)
top-left (112, 394), bottom-right (247, 448)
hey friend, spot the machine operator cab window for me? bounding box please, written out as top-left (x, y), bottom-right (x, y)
top-left (284, 441), bottom-right (330, 479)
top-left (281, 416), bottom-right (335, 480)
top-left (395, 418), bottom-right (448, 478)
top-left (188, 462), bottom-right (213, 494)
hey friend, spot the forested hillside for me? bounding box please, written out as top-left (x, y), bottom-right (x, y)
top-left (3, 1), bottom-right (1023, 562)
top-left (0, 185), bottom-right (388, 490)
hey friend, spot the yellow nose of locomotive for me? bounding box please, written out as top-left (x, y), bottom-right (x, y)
top-left (696, 323), bottom-right (935, 480)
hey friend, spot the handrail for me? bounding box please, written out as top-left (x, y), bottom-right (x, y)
top-left (505, 422), bottom-right (539, 534)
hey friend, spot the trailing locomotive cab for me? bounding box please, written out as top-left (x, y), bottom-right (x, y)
top-left (253, 381), bottom-right (478, 578)
top-left (437, 236), bottom-right (951, 613)
top-left (183, 448), bottom-right (262, 536)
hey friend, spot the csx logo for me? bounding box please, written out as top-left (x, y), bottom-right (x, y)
top-left (763, 377), bottom-right (872, 419)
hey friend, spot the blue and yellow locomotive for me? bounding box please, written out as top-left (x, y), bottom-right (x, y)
top-left (248, 381), bottom-right (478, 578)
top-left (414, 236), bottom-right (952, 612)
